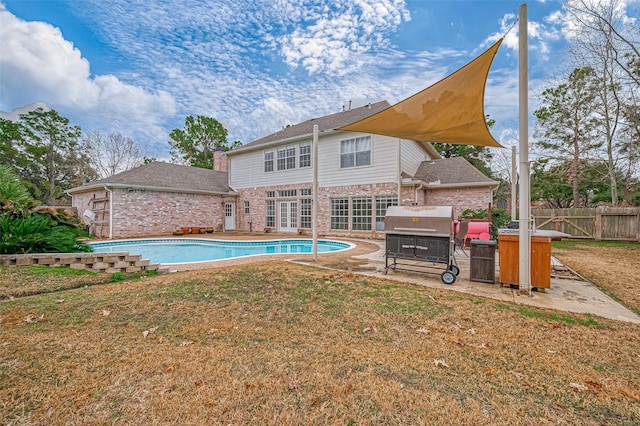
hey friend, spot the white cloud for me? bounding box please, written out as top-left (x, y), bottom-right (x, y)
top-left (0, 4), bottom-right (176, 156)
top-left (278, 1), bottom-right (411, 75)
top-left (0, 102), bottom-right (49, 121)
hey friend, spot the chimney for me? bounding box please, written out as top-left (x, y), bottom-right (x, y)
top-left (213, 146), bottom-right (228, 172)
top-left (348, 100), bottom-right (352, 110)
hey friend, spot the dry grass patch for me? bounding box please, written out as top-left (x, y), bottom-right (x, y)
top-left (1, 261), bottom-right (639, 425)
top-left (553, 241), bottom-right (640, 315)
top-left (0, 265), bottom-right (112, 299)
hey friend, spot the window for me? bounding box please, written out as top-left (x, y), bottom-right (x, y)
top-left (340, 136), bottom-right (371, 168)
top-left (300, 199), bottom-right (312, 229)
top-left (277, 146), bottom-right (296, 171)
top-left (266, 191), bottom-right (275, 198)
top-left (375, 196), bottom-right (398, 231)
top-left (266, 200), bottom-right (275, 227)
top-left (330, 198), bottom-right (349, 230)
top-left (299, 143), bottom-right (311, 168)
top-left (300, 188), bottom-right (312, 196)
top-left (351, 197), bottom-right (372, 231)
top-left (244, 201), bottom-right (250, 214)
top-left (264, 151), bottom-right (274, 172)
top-left (278, 189), bottom-right (297, 198)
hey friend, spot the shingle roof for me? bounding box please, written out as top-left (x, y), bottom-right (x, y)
top-left (230, 100), bottom-right (391, 152)
top-left (67, 162), bottom-right (233, 194)
top-left (413, 157), bottom-right (498, 187)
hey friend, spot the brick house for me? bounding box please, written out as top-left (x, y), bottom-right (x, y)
top-left (68, 160), bottom-right (236, 239)
top-left (226, 100), bottom-right (498, 238)
top-left (69, 100), bottom-right (497, 239)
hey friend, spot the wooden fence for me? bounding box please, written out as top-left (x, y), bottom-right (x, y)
top-left (532, 207), bottom-right (640, 242)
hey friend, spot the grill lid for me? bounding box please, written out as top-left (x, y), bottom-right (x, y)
top-left (384, 205), bottom-right (453, 236)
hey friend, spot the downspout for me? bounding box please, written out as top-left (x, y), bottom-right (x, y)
top-left (415, 183), bottom-right (424, 205)
top-left (104, 185), bottom-right (113, 240)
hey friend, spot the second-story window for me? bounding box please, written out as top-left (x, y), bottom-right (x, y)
top-left (277, 146), bottom-right (296, 171)
top-left (264, 151), bottom-right (274, 172)
top-left (340, 136), bottom-right (371, 168)
top-left (299, 143), bottom-right (311, 168)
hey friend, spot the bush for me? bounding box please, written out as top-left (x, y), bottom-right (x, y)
top-left (460, 207), bottom-right (510, 240)
top-left (0, 214), bottom-right (93, 254)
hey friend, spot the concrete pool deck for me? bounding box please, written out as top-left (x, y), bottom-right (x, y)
top-left (118, 232), bottom-right (640, 324)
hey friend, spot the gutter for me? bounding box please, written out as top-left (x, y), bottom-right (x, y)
top-left (68, 183), bottom-right (238, 197)
top-left (103, 185), bottom-right (113, 240)
top-left (401, 178), bottom-right (500, 190)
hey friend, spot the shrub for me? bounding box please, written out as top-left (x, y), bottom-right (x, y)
top-left (0, 214), bottom-right (92, 254)
top-left (460, 207), bottom-right (510, 240)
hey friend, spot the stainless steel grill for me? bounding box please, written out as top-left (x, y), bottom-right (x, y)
top-left (384, 206), bottom-right (459, 284)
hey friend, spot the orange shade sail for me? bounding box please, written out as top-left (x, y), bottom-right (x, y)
top-left (338, 39), bottom-right (504, 148)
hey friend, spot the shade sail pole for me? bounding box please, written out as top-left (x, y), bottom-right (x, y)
top-left (312, 124), bottom-right (318, 261)
top-left (518, 3), bottom-right (531, 293)
top-left (511, 146), bottom-right (517, 222)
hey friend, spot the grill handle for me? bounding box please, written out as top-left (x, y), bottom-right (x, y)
top-left (392, 227), bottom-right (437, 233)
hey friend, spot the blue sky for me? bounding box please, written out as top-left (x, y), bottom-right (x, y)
top-left (1, 0), bottom-right (637, 160)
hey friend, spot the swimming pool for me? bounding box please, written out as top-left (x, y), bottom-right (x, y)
top-left (90, 238), bottom-right (354, 265)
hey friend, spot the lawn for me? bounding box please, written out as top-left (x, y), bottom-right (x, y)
top-left (552, 240), bottom-right (640, 315)
top-left (1, 247), bottom-right (639, 424)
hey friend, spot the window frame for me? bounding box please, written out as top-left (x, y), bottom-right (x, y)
top-left (330, 198), bottom-right (349, 230)
top-left (299, 142), bottom-right (311, 168)
top-left (264, 150), bottom-right (274, 173)
top-left (340, 136), bottom-right (371, 169)
top-left (277, 145), bottom-right (296, 171)
top-left (375, 196), bottom-right (398, 231)
top-left (351, 196), bottom-right (372, 231)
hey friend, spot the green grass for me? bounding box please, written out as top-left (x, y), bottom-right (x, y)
top-left (552, 239), bottom-right (639, 250)
top-left (15, 265), bottom-right (98, 277)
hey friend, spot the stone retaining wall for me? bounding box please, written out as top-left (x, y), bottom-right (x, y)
top-left (0, 252), bottom-right (168, 274)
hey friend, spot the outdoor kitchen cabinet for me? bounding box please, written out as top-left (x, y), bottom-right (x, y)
top-left (498, 235), bottom-right (552, 289)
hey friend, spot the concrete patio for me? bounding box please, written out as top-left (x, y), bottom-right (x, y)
top-left (343, 238), bottom-right (640, 324)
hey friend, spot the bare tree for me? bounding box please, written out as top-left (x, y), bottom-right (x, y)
top-left (565, 0), bottom-right (639, 87)
top-left (82, 132), bottom-right (145, 178)
top-left (563, 0), bottom-right (640, 205)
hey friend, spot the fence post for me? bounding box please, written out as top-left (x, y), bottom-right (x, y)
top-left (594, 207), bottom-right (602, 241)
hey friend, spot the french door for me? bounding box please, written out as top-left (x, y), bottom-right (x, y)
top-left (278, 201), bottom-right (298, 233)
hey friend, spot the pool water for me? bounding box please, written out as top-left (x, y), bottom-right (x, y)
top-left (90, 238), bottom-right (353, 265)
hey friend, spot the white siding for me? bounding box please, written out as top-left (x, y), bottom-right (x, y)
top-left (318, 133), bottom-right (399, 187)
top-left (400, 140), bottom-right (432, 177)
top-left (230, 142), bottom-right (314, 189)
top-left (230, 132), bottom-right (401, 189)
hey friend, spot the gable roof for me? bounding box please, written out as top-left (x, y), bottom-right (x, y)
top-left (412, 157), bottom-right (498, 188)
top-left (67, 162), bottom-right (234, 195)
top-left (227, 100), bottom-right (392, 154)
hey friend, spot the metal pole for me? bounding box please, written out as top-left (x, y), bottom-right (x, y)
top-left (312, 124), bottom-right (318, 261)
top-left (518, 3), bottom-right (531, 293)
top-left (511, 146), bottom-right (517, 222)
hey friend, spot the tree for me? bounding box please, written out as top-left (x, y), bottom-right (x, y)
top-left (534, 68), bottom-right (603, 207)
top-left (563, 0), bottom-right (640, 205)
top-left (565, 0), bottom-right (640, 88)
top-left (82, 131), bottom-right (145, 178)
top-left (0, 118), bottom-right (28, 170)
top-left (433, 115), bottom-right (496, 178)
top-left (618, 96), bottom-right (640, 205)
top-left (169, 115), bottom-right (229, 168)
top-left (0, 165), bottom-right (38, 217)
top-left (19, 108), bottom-right (83, 205)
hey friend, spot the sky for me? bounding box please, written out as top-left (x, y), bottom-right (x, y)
top-left (1, 0), bottom-right (638, 160)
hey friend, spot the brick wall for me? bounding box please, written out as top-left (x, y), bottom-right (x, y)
top-left (424, 187), bottom-right (494, 218)
top-left (72, 188), bottom-right (228, 239)
top-left (236, 182), bottom-right (399, 238)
